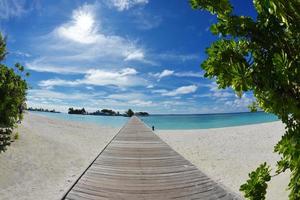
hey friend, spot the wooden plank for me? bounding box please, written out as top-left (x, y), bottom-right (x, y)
top-left (63, 116), bottom-right (241, 200)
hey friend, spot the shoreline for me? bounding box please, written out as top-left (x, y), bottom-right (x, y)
top-left (29, 110), bottom-right (278, 130)
top-left (0, 113), bottom-right (288, 200)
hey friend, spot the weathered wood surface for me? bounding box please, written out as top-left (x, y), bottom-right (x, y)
top-left (63, 116), bottom-right (241, 200)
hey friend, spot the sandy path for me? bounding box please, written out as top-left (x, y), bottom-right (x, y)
top-left (0, 113), bottom-right (119, 200)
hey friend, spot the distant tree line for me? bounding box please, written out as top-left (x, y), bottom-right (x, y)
top-left (68, 107), bottom-right (149, 117)
top-left (135, 112), bottom-right (150, 116)
top-left (68, 108), bottom-right (87, 115)
top-left (90, 109), bottom-right (120, 116)
top-left (27, 107), bottom-right (60, 113)
top-left (125, 109), bottom-right (134, 117)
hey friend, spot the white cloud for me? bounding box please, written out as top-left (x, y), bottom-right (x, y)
top-left (124, 50), bottom-right (144, 61)
top-left (86, 86), bottom-right (94, 90)
top-left (194, 82), bottom-right (255, 111)
top-left (38, 68), bottom-right (146, 88)
top-left (158, 53), bottom-right (200, 62)
top-left (107, 0), bottom-right (148, 11)
top-left (158, 70), bottom-right (174, 78)
top-left (107, 92), bottom-right (144, 101)
top-left (150, 69), bottom-right (203, 81)
top-left (27, 89), bottom-right (107, 112)
top-left (174, 71), bottom-right (204, 78)
top-left (152, 89), bottom-right (168, 94)
top-left (0, 0), bottom-right (40, 19)
top-left (146, 84), bottom-right (154, 89)
top-left (28, 3), bottom-right (146, 74)
top-left (82, 68), bottom-right (144, 87)
top-left (28, 89), bottom-right (100, 101)
top-left (151, 70), bottom-right (174, 80)
top-left (225, 94), bottom-right (254, 108)
top-left (162, 85), bottom-right (198, 96)
top-left (213, 91), bottom-right (233, 98)
top-left (27, 88), bottom-right (157, 112)
top-left (26, 58), bottom-right (86, 74)
top-left (132, 9), bottom-right (162, 30)
top-left (0, 0), bottom-right (25, 19)
top-left (38, 79), bottom-right (79, 89)
top-left (105, 92), bottom-right (155, 107)
top-left (53, 4), bottom-right (140, 52)
top-left (129, 99), bottom-right (153, 107)
top-left (13, 50), bottom-right (31, 58)
top-left (195, 82), bottom-right (235, 99)
top-left (161, 100), bottom-right (187, 107)
top-left (55, 4), bottom-right (98, 44)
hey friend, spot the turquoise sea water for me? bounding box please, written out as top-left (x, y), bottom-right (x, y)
top-left (140, 112), bottom-right (279, 130)
top-left (31, 111), bottom-right (279, 130)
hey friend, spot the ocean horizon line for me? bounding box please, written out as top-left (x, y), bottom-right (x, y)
top-left (29, 109), bottom-right (266, 116)
top-left (31, 111), bottom-right (279, 130)
top-left (148, 110), bottom-right (266, 116)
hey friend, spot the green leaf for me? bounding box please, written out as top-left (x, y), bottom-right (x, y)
top-left (240, 163), bottom-right (271, 200)
top-left (190, 0), bottom-right (300, 199)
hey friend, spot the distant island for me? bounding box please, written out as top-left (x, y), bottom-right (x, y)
top-left (68, 108), bottom-right (87, 115)
top-left (90, 109), bottom-right (120, 116)
top-left (27, 107), bottom-right (61, 113)
top-left (68, 107), bottom-right (149, 117)
top-left (134, 112), bottom-right (150, 116)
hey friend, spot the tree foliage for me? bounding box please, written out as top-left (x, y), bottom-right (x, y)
top-left (101, 109), bottom-right (117, 116)
top-left (126, 109), bottom-right (134, 117)
top-left (68, 107), bottom-right (87, 115)
top-left (190, 0), bottom-right (300, 199)
top-left (240, 163), bottom-right (271, 200)
top-left (135, 112), bottom-right (149, 116)
top-left (0, 33), bottom-right (28, 152)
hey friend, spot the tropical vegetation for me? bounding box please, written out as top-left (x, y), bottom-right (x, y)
top-left (27, 107), bottom-right (60, 113)
top-left (90, 109), bottom-right (119, 116)
top-left (125, 109), bottom-right (134, 117)
top-left (68, 107), bottom-right (148, 117)
top-left (0, 34), bottom-right (28, 152)
top-left (135, 112), bottom-right (150, 116)
top-left (68, 107), bottom-right (87, 115)
top-left (190, 0), bottom-right (299, 199)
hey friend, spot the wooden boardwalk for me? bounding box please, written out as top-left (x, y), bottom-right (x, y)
top-left (63, 116), bottom-right (241, 200)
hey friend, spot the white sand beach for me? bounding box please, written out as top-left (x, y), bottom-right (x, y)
top-left (0, 113), bottom-right (289, 200)
top-left (158, 121), bottom-right (289, 200)
top-left (0, 113), bottom-right (119, 200)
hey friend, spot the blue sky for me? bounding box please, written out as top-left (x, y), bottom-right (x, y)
top-left (0, 0), bottom-right (257, 114)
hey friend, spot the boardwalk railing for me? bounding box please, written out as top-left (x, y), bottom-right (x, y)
top-left (62, 116), bottom-right (241, 200)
